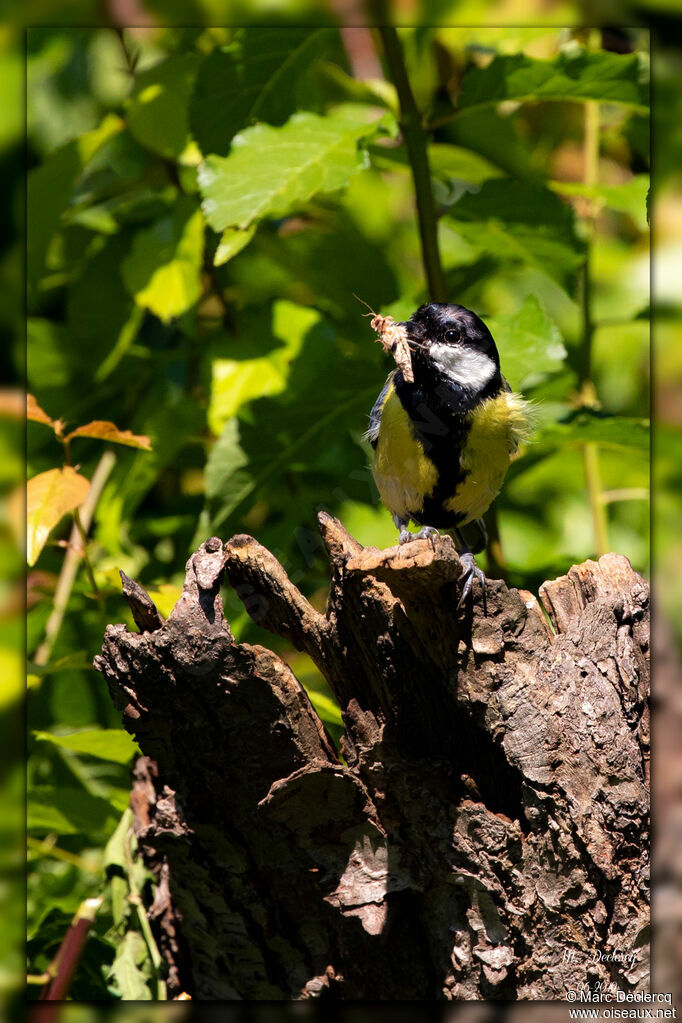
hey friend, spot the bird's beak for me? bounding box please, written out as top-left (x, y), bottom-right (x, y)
top-left (401, 322), bottom-right (427, 350)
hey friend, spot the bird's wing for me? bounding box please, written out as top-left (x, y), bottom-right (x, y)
top-left (500, 374), bottom-right (532, 454)
top-left (364, 371), bottom-right (394, 449)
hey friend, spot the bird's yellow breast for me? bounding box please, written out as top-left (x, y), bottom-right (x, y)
top-left (373, 382), bottom-right (437, 519)
top-left (372, 382), bottom-right (529, 526)
top-left (446, 390), bottom-right (529, 524)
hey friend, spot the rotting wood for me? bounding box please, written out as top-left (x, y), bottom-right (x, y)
top-left (95, 513), bottom-right (650, 999)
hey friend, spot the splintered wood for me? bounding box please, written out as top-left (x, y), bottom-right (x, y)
top-left (370, 314), bottom-right (414, 384)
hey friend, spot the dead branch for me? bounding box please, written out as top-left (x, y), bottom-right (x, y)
top-left (95, 514), bottom-right (649, 999)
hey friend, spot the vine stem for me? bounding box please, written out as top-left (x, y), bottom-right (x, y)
top-left (374, 26), bottom-right (447, 302)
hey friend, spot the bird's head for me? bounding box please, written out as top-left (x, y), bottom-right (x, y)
top-left (402, 302), bottom-right (501, 392)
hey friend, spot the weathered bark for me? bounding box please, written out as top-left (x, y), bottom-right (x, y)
top-left (94, 514), bottom-right (650, 1000)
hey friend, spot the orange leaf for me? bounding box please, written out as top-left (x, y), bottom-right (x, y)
top-left (0, 389), bottom-right (27, 420)
top-left (27, 393), bottom-right (55, 427)
top-left (26, 467), bottom-right (90, 566)
top-left (65, 421), bottom-right (152, 450)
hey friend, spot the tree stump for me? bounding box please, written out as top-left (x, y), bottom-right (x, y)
top-left (94, 513), bottom-right (650, 1000)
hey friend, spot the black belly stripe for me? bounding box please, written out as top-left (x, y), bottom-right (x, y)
top-left (393, 364), bottom-right (503, 527)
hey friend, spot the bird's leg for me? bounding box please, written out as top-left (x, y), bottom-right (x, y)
top-left (454, 527), bottom-right (486, 608)
top-left (393, 515), bottom-right (440, 548)
top-left (393, 514), bottom-right (414, 545)
top-left (472, 517), bottom-right (488, 554)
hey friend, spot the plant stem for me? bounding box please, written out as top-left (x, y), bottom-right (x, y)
top-left (113, 27), bottom-right (140, 78)
top-left (578, 97), bottom-right (600, 390)
top-left (33, 450), bottom-right (116, 667)
top-left (39, 896), bottom-right (103, 1000)
top-left (123, 827), bottom-right (167, 1000)
top-left (579, 41), bottom-right (609, 555)
top-left (584, 442), bottom-right (609, 557)
top-left (374, 26), bottom-right (447, 302)
top-left (73, 506), bottom-right (103, 602)
top-left (27, 835), bottom-right (99, 874)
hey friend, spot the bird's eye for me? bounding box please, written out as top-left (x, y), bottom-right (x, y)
top-left (444, 328), bottom-right (459, 343)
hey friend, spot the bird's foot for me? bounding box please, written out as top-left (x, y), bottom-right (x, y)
top-left (415, 525), bottom-right (440, 549)
top-left (458, 552), bottom-right (486, 608)
top-left (398, 525), bottom-right (440, 548)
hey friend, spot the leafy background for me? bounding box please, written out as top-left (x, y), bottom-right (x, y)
top-left (13, 15), bottom-right (657, 1002)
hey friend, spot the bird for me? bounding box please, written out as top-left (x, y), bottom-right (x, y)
top-left (366, 302), bottom-right (531, 604)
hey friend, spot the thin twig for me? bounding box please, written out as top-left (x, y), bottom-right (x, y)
top-left (33, 450), bottom-right (116, 667)
top-left (113, 27), bottom-right (140, 79)
top-left (373, 24), bottom-right (447, 302)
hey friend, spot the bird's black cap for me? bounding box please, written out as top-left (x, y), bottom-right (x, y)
top-left (405, 302), bottom-right (500, 366)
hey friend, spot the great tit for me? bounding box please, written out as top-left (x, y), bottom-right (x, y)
top-left (366, 302), bottom-right (530, 603)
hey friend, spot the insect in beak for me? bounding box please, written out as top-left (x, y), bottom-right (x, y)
top-left (399, 324), bottom-right (428, 353)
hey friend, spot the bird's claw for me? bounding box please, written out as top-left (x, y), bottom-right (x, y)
top-left (398, 525), bottom-right (440, 549)
top-left (458, 552), bottom-right (486, 608)
top-left (416, 526), bottom-right (440, 542)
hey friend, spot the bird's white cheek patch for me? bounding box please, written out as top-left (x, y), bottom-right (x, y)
top-left (430, 343), bottom-right (496, 389)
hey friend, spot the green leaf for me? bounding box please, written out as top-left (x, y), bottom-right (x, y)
top-left (27, 114), bottom-right (123, 302)
top-left (107, 931), bottom-right (152, 1000)
top-left (26, 320), bottom-right (72, 392)
top-left (190, 28), bottom-right (339, 157)
top-left (104, 809), bottom-right (134, 928)
top-left (487, 295), bottom-right (567, 391)
top-left (307, 690), bottom-right (343, 732)
top-left (127, 53), bottom-right (200, 159)
top-left (65, 234), bottom-right (138, 386)
top-left (33, 729), bottom-right (141, 764)
top-left (533, 412), bottom-right (650, 452)
top-left (445, 106), bottom-right (540, 183)
top-left (28, 786), bottom-right (120, 836)
top-left (203, 417), bottom-right (250, 509)
top-left (254, 205), bottom-right (399, 319)
top-left (198, 112), bottom-right (376, 232)
top-left (459, 47), bottom-right (649, 112)
top-left (204, 307), bottom-right (378, 527)
top-left (121, 198), bottom-right (204, 323)
top-left (368, 141), bottom-right (502, 189)
top-left (318, 60), bottom-right (398, 113)
top-left (208, 301), bottom-right (314, 436)
top-left (214, 224), bottom-right (257, 266)
top-left (447, 180), bottom-right (585, 287)
top-left (551, 174), bottom-right (650, 232)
